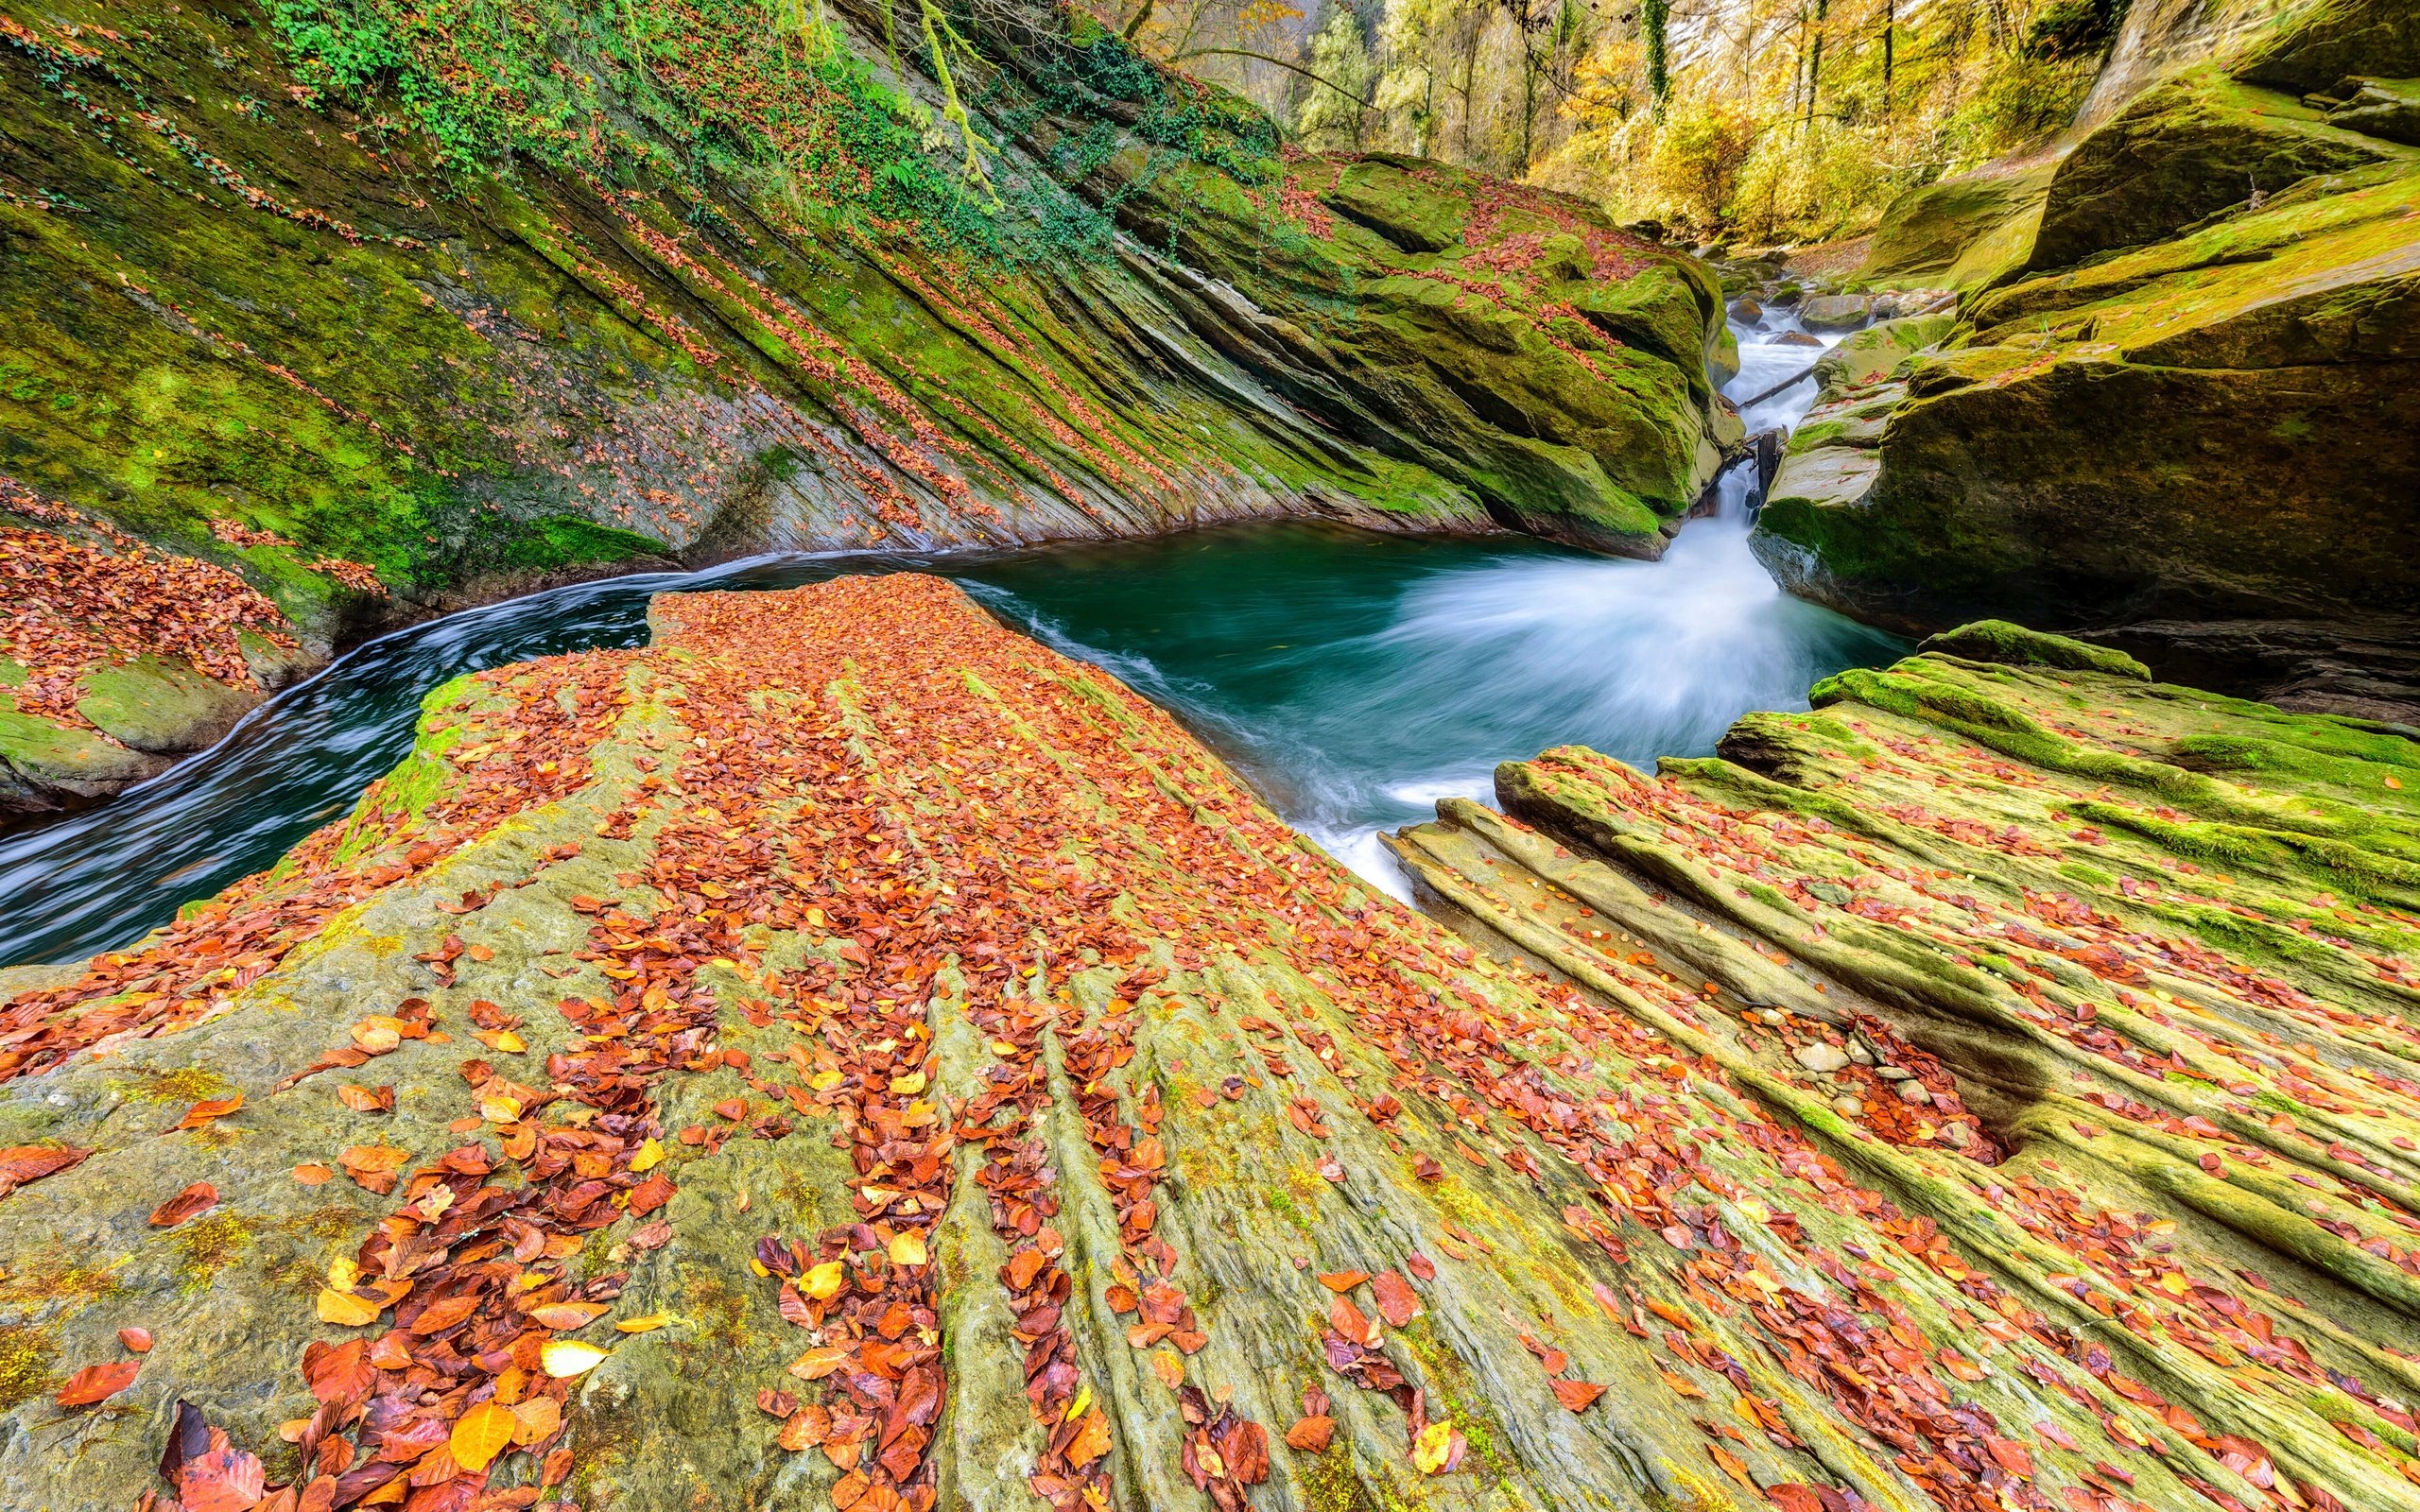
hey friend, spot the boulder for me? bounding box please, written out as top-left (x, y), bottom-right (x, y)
top-left (2322, 75), bottom-right (2420, 145)
top-left (1754, 146), bottom-right (2420, 633)
top-left (2027, 67), bottom-right (2396, 271)
top-left (1796, 294), bottom-right (1871, 331)
top-left (2234, 0), bottom-right (2420, 95)
top-left (1392, 627), bottom-right (2420, 1512)
top-left (1860, 162), bottom-right (2056, 289)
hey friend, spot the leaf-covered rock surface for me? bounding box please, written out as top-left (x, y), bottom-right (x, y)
top-left (0, 584), bottom-right (2416, 1512)
top-left (0, 0), bottom-right (1725, 807)
top-left (1396, 620), bottom-right (2420, 1510)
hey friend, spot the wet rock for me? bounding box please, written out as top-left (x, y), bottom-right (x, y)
top-left (1728, 297), bottom-right (1764, 323)
top-left (1797, 294), bottom-right (1872, 331)
top-left (1792, 1043), bottom-right (1851, 1074)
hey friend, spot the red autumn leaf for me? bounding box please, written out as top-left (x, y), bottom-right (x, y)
top-left (0, 1143), bottom-right (92, 1196)
top-left (148, 1181), bottom-right (219, 1228)
top-left (175, 1096), bottom-right (244, 1129)
top-left (1371, 1270), bottom-right (1423, 1328)
top-left (1551, 1379), bottom-right (1607, 1412)
top-left (57, 1360), bottom-right (140, 1406)
top-left (1286, 1415), bottom-right (1336, 1453)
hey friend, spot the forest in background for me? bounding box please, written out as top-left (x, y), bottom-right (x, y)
top-left (1122, 0), bottom-right (2128, 240)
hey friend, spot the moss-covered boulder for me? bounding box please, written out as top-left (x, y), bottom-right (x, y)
top-left (6, 585), bottom-right (2420, 1511)
top-left (1858, 162), bottom-right (2054, 291)
top-left (1104, 151), bottom-right (1731, 557)
top-left (1755, 103), bottom-right (2420, 634)
top-left (2028, 67), bottom-right (2400, 270)
top-left (1395, 625), bottom-right (2420, 1512)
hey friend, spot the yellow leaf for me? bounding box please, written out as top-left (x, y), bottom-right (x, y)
top-left (1064, 1383), bottom-right (1092, 1423)
top-left (480, 1095), bottom-right (524, 1124)
top-left (474, 1029), bottom-right (527, 1054)
top-left (450, 1401), bottom-right (516, 1473)
top-left (541, 1340), bottom-right (610, 1378)
top-left (888, 1230), bottom-right (927, 1267)
top-left (630, 1138), bottom-right (666, 1174)
top-left (327, 1256), bottom-right (360, 1290)
top-left (1412, 1420), bottom-right (1457, 1474)
top-left (615, 1313), bottom-right (674, 1333)
top-left (528, 1302), bottom-right (610, 1330)
top-left (810, 1070), bottom-right (843, 1091)
top-left (352, 1019), bottom-right (403, 1053)
top-left (803, 1261), bottom-right (847, 1300)
top-left (889, 1071), bottom-right (926, 1095)
top-left (317, 1288), bottom-right (383, 1327)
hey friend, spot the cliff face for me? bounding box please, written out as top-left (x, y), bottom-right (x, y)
top-left (0, 0), bottom-right (1727, 810)
top-left (0, 584), bottom-right (2415, 1512)
top-left (1751, 0), bottom-right (2420, 657)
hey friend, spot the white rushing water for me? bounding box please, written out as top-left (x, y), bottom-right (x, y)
top-left (1267, 305), bottom-right (1870, 894)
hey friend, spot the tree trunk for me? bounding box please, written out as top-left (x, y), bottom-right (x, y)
top-left (5, 584), bottom-right (2419, 1512)
top-left (1805, 0), bottom-right (1827, 129)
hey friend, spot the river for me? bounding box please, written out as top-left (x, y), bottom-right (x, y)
top-left (0, 304), bottom-right (1892, 966)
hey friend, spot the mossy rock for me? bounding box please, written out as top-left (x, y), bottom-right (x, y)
top-left (1861, 162), bottom-right (2055, 289)
top-left (1811, 314), bottom-right (1957, 393)
top-left (1319, 157), bottom-right (1469, 253)
top-left (1754, 145), bottom-right (2420, 633)
top-left (74, 655), bottom-right (254, 755)
top-left (1919, 620), bottom-right (2152, 679)
top-left (2028, 68), bottom-right (2400, 270)
top-left (2234, 0), bottom-right (2420, 94)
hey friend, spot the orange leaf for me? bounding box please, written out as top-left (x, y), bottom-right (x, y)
top-left (1285, 1415), bottom-right (1336, 1453)
top-left (148, 1181), bottom-right (219, 1228)
top-left (1551, 1379), bottom-right (1606, 1412)
top-left (1316, 1271), bottom-right (1369, 1293)
top-left (58, 1360), bottom-right (140, 1406)
top-left (176, 1096), bottom-right (243, 1129)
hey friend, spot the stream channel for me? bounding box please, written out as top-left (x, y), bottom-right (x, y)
top-left (0, 308), bottom-right (1901, 967)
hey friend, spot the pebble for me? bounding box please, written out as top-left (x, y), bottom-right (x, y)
top-left (1875, 1065), bottom-right (1913, 1081)
top-left (1846, 1041), bottom-right (1876, 1067)
top-left (1832, 1095), bottom-right (1864, 1118)
top-left (1896, 1079), bottom-right (1933, 1106)
top-left (1942, 1122), bottom-right (1972, 1146)
top-left (1793, 1043), bottom-right (1851, 1074)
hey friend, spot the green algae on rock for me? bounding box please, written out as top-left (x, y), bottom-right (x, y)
top-left (1, 582), bottom-right (2417, 1511)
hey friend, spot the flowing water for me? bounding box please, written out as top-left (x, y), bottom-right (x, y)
top-left (0, 303), bottom-right (1894, 966)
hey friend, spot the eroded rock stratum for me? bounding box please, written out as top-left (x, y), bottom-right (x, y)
top-left (1, 583), bottom-right (2417, 1512)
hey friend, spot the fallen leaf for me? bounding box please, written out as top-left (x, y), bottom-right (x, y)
top-left (450, 1401), bottom-right (516, 1472)
top-left (148, 1181), bottom-right (219, 1228)
top-left (1551, 1379), bottom-right (1607, 1412)
top-left (57, 1360), bottom-right (140, 1406)
top-left (541, 1340), bottom-right (610, 1378)
top-left (1286, 1415), bottom-right (1336, 1453)
top-left (315, 1289), bottom-right (383, 1328)
top-left (176, 1096), bottom-right (242, 1130)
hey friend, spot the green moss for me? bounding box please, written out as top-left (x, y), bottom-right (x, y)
top-left (1917, 621), bottom-right (2151, 679)
top-left (108, 1066), bottom-right (237, 1106)
top-left (0, 1324), bottom-right (58, 1411)
top-left (165, 1211), bottom-right (258, 1293)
